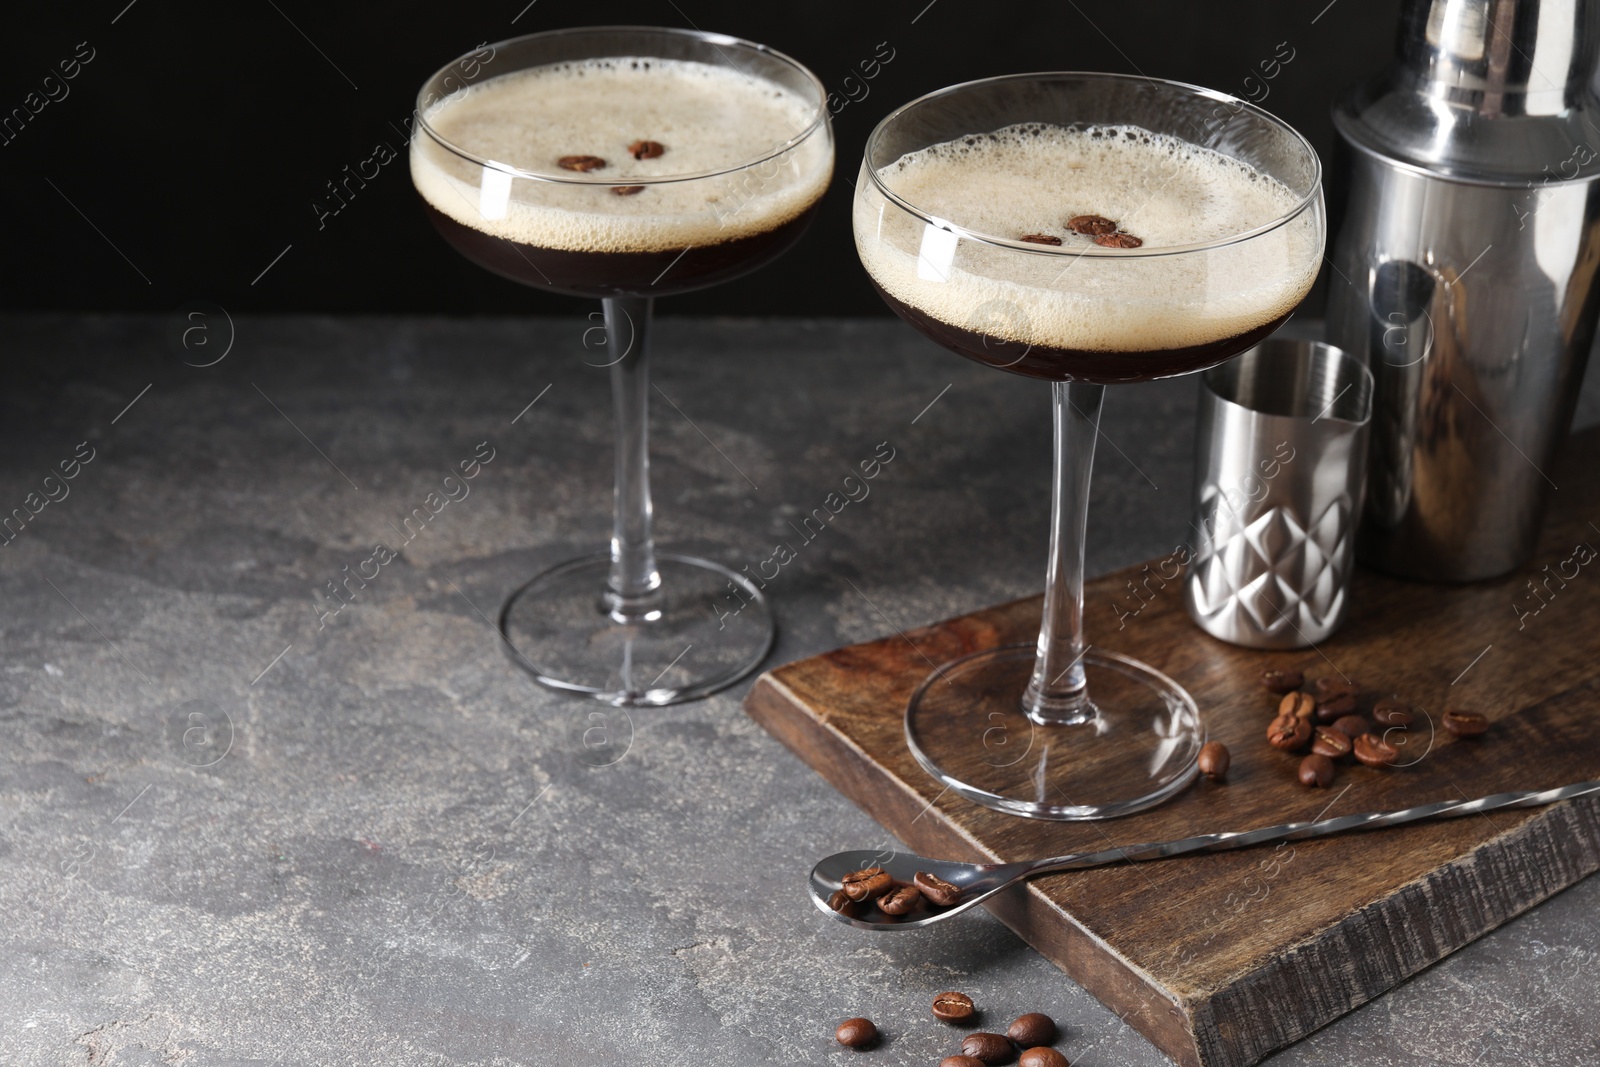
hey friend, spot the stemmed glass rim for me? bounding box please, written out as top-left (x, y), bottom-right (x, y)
top-left (861, 70), bottom-right (1324, 260)
top-left (413, 24), bottom-right (830, 187)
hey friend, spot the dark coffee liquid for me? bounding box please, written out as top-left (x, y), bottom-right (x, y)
top-left (870, 279), bottom-right (1292, 385)
top-left (423, 201), bottom-right (821, 299)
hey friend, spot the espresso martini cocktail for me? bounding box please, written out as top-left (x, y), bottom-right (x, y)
top-left (856, 121), bottom-right (1320, 383)
top-left (854, 74), bottom-right (1325, 819)
top-left (413, 52), bottom-right (832, 297)
top-left (411, 28), bottom-right (833, 707)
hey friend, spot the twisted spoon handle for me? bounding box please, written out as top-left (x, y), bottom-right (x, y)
top-left (1025, 778), bottom-right (1600, 876)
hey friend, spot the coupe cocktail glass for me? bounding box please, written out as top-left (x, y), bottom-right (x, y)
top-left (412, 27), bottom-right (833, 705)
top-left (854, 73), bottom-right (1324, 817)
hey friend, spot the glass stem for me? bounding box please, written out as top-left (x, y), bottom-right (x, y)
top-left (603, 295), bottom-right (663, 622)
top-left (1022, 380), bottom-right (1105, 725)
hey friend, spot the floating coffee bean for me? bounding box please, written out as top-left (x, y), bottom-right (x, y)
top-left (827, 890), bottom-right (864, 917)
top-left (1311, 725), bottom-right (1352, 759)
top-left (1066, 214), bottom-right (1117, 235)
top-left (841, 866), bottom-right (893, 901)
top-left (916, 870), bottom-right (964, 906)
top-left (835, 1017), bottom-right (878, 1048)
top-left (1267, 713), bottom-right (1311, 752)
top-left (611, 185), bottom-right (645, 196)
top-left (1093, 231), bottom-right (1143, 248)
top-left (1315, 692), bottom-right (1357, 722)
top-left (1299, 753), bottom-right (1335, 788)
top-left (1019, 1049), bottom-right (1070, 1067)
top-left (1353, 733), bottom-right (1399, 766)
top-left (1332, 714), bottom-right (1371, 738)
top-left (1198, 741), bottom-right (1231, 780)
top-left (941, 1058), bottom-right (987, 1067)
top-left (557, 154), bottom-right (606, 171)
top-left (1314, 677), bottom-right (1358, 699)
top-left (1279, 692), bottom-right (1316, 720)
top-left (878, 883), bottom-right (922, 915)
top-left (1442, 709), bottom-right (1489, 737)
top-left (932, 991), bottom-right (976, 1022)
top-left (628, 139), bottom-right (665, 159)
top-left (1020, 234), bottom-right (1063, 245)
top-left (962, 1032), bottom-right (1017, 1064)
top-left (1260, 668), bottom-right (1304, 694)
top-left (1372, 698), bottom-right (1414, 727)
top-left (1007, 1012), bottom-right (1058, 1047)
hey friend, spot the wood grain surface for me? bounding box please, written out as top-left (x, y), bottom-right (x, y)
top-left (744, 427), bottom-right (1600, 1067)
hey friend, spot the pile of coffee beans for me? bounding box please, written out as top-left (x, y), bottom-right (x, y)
top-left (1257, 668), bottom-right (1492, 787)
top-left (834, 997), bottom-right (1068, 1064)
top-left (827, 867), bottom-right (964, 922)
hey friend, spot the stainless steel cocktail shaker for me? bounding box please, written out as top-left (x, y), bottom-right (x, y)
top-left (1326, 0), bottom-right (1600, 581)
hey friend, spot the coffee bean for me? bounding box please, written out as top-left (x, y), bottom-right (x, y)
top-left (1442, 709), bottom-right (1489, 737)
top-left (1260, 668), bottom-right (1304, 694)
top-left (628, 139), bottom-right (665, 159)
top-left (932, 991), bottom-right (976, 1022)
top-left (1372, 698), bottom-right (1414, 727)
top-left (1007, 1012), bottom-right (1058, 1047)
top-left (557, 154), bottom-right (606, 171)
top-left (941, 1058), bottom-right (988, 1067)
top-left (1311, 725), bottom-right (1352, 759)
top-left (1332, 714), bottom-right (1371, 738)
top-left (1298, 753), bottom-right (1336, 787)
top-left (916, 870), bottom-right (964, 906)
top-left (1019, 1049), bottom-right (1071, 1067)
top-left (827, 890), bottom-right (864, 918)
top-left (878, 883), bottom-right (922, 915)
top-left (1066, 214), bottom-right (1117, 235)
top-left (1314, 677), bottom-right (1358, 699)
top-left (1198, 741), bottom-right (1230, 780)
top-left (1278, 692), bottom-right (1316, 720)
top-left (1267, 713), bottom-right (1311, 751)
top-left (962, 1032), bottom-right (1017, 1064)
top-left (1353, 733), bottom-right (1399, 766)
top-left (1093, 231), bottom-right (1143, 248)
top-left (841, 866), bottom-right (892, 901)
top-left (611, 185), bottom-right (645, 196)
top-left (835, 1017), bottom-right (878, 1048)
top-left (1315, 692), bottom-right (1357, 722)
top-left (1020, 234), bottom-right (1064, 245)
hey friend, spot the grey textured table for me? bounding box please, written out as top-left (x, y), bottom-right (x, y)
top-left (3, 314), bottom-right (1598, 1067)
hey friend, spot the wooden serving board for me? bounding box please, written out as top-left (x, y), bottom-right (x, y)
top-left (745, 426), bottom-right (1600, 1067)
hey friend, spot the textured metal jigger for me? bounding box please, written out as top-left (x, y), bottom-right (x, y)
top-left (1185, 338), bottom-right (1374, 649)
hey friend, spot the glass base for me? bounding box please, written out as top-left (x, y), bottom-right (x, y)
top-left (498, 551), bottom-right (774, 707)
top-left (905, 645), bottom-right (1204, 820)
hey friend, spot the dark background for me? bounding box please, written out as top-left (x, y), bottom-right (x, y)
top-left (2, 0), bottom-right (1400, 319)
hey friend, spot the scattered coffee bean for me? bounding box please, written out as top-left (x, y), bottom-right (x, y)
top-left (1332, 714), bottom-right (1371, 738)
top-left (1267, 713), bottom-right (1312, 752)
top-left (835, 1017), bottom-right (878, 1048)
top-left (962, 1032), bottom-right (1017, 1064)
top-left (1198, 741), bottom-right (1231, 780)
top-left (1018, 1049), bottom-right (1070, 1067)
top-left (1066, 214), bottom-right (1117, 235)
top-left (1314, 677), bottom-right (1358, 699)
top-left (932, 991), bottom-right (977, 1023)
top-left (1311, 725), bottom-right (1353, 759)
top-left (1314, 692), bottom-right (1357, 721)
top-left (878, 883), bottom-right (922, 915)
top-left (1353, 733), bottom-right (1399, 767)
top-left (1442, 709), bottom-right (1489, 737)
top-left (628, 139), bottom-right (666, 159)
top-left (1372, 698), bottom-right (1414, 727)
top-left (1093, 232), bottom-right (1143, 248)
top-left (557, 154), bottom-right (606, 172)
top-left (827, 890), bottom-right (864, 917)
top-left (1279, 692), bottom-right (1316, 720)
top-left (1260, 668), bottom-right (1304, 694)
top-left (1299, 753), bottom-right (1336, 788)
top-left (916, 871), bottom-right (964, 906)
top-left (611, 185), bottom-right (645, 196)
top-left (942, 1058), bottom-right (988, 1067)
top-left (1020, 234), bottom-right (1064, 245)
top-left (841, 866), bottom-right (893, 901)
top-left (1007, 1012), bottom-right (1058, 1047)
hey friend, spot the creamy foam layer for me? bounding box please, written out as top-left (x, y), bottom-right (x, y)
top-left (412, 57), bottom-right (832, 253)
top-left (855, 123), bottom-right (1320, 353)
